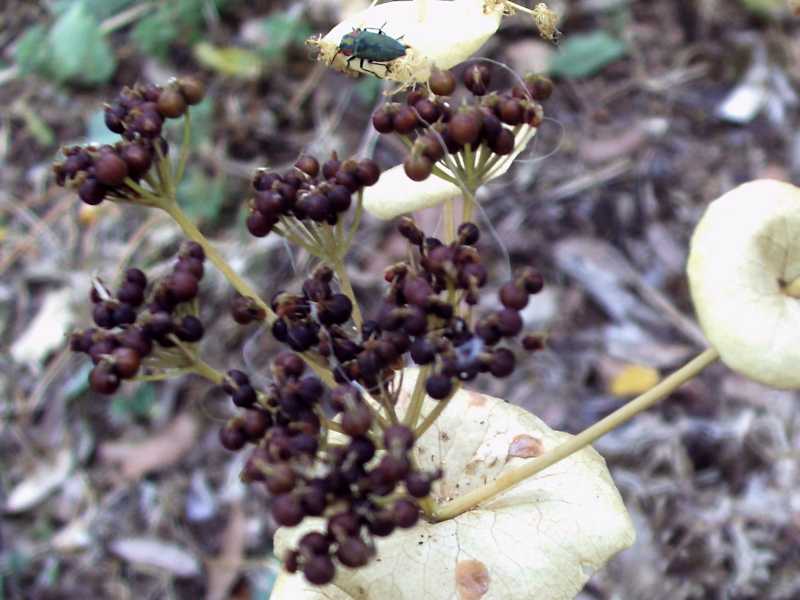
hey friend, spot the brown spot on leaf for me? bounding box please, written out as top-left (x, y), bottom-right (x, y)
top-left (508, 434), bottom-right (545, 459)
top-left (468, 392), bottom-right (487, 407)
top-left (455, 559), bottom-right (490, 600)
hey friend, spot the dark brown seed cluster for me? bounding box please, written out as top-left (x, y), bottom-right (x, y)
top-left (245, 154), bottom-right (380, 238)
top-left (270, 219), bottom-right (544, 404)
top-left (52, 78), bottom-right (205, 205)
top-left (217, 353), bottom-right (438, 585)
top-left (381, 220), bottom-right (545, 399)
top-left (69, 241), bottom-right (207, 394)
top-left (370, 64), bottom-right (552, 182)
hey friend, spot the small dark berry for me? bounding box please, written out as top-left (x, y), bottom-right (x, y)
top-left (448, 109), bottom-right (482, 146)
top-left (265, 464), bottom-right (296, 495)
top-left (488, 127), bottom-right (515, 155)
top-left (429, 68), bottom-right (456, 96)
top-left (410, 338), bottom-right (436, 365)
top-left (497, 308), bottom-right (523, 337)
top-left (167, 271), bottom-right (199, 303)
top-left (341, 403), bottom-right (372, 437)
top-left (295, 155), bottom-right (320, 177)
top-left (406, 472), bottom-right (432, 498)
top-left (175, 315), bottom-right (204, 342)
top-left (95, 152), bottom-right (129, 186)
top-left (372, 107), bottom-right (395, 133)
top-left (519, 267), bottom-right (544, 294)
top-left (356, 159), bottom-right (380, 186)
top-left (246, 211), bottom-right (276, 237)
top-left (384, 425), bottom-right (414, 452)
top-left (393, 106), bottom-right (419, 134)
top-left (393, 499), bottom-right (420, 528)
top-left (120, 143), bottom-right (153, 178)
top-left (489, 347), bottom-right (515, 377)
top-left (463, 63), bottom-right (491, 96)
top-left (522, 333), bottom-right (545, 351)
top-left (272, 494), bottom-right (305, 527)
top-left (157, 88), bottom-right (187, 118)
top-left (89, 362), bottom-right (120, 394)
top-left (303, 555), bottom-right (335, 585)
top-left (457, 222), bottom-right (480, 245)
top-left (78, 178), bottom-right (107, 205)
top-left (337, 537), bottom-right (371, 568)
top-left (232, 384), bottom-right (257, 408)
top-left (499, 282), bottom-right (528, 310)
top-left (403, 155), bottom-right (433, 182)
top-left (322, 153), bottom-right (341, 179)
top-left (425, 373), bottom-right (452, 399)
top-left (112, 347), bottom-right (141, 379)
top-left (178, 77), bottom-right (205, 105)
top-left (499, 98), bottom-right (524, 125)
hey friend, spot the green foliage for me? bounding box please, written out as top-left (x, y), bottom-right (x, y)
top-left (15, 1), bottom-right (116, 86)
top-left (193, 43), bottom-right (263, 78)
top-left (549, 31), bottom-right (627, 79)
top-left (51, 0), bottom-right (136, 21)
top-left (110, 383), bottom-right (157, 420)
top-left (178, 167), bottom-right (227, 223)
top-left (258, 11), bottom-right (313, 62)
top-left (133, 0), bottom-right (237, 60)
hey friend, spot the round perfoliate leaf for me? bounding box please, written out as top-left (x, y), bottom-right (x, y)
top-left (271, 370), bottom-right (635, 600)
top-left (687, 179), bottom-right (800, 389)
top-left (363, 126), bottom-right (536, 220)
top-left (314, 0), bottom-right (504, 85)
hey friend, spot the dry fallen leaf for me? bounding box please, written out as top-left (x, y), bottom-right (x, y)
top-left (608, 364), bottom-right (661, 397)
top-left (5, 448), bottom-right (74, 513)
top-left (10, 287), bottom-right (73, 368)
top-left (99, 413), bottom-right (199, 480)
top-left (271, 370), bottom-right (635, 600)
top-left (110, 537), bottom-right (201, 577)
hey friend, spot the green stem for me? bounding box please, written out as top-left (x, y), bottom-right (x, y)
top-left (403, 365), bottom-right (431, 428)
top-left (432, 348), bottom-right (720, 522)
top-left (334, 258), bottom-right (363, 329)
top-left (175, 110), bottom-right (192, 185)
top-left (162, 200), bottom-right (275, 323)
top-left (414, 385), bottom-right (458, 439)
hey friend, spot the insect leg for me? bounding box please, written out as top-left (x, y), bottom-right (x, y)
top-left (358, 57), bottom-right (383, 78)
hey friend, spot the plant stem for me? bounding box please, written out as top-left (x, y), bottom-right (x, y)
top-left (334, 258), bottom-right (363, 329)
top-left (403, 365), bottom-right (431, 428)
top-left (431, 347), bottom-right (720, 522)
top-left (162, 200), bottom-right (275, 323)
top-left (414, 385), bottom-right (458, 438)
top-left (175, 111), bottom-right (192, 185)
top-left (442, 198), bottom-right (456, 243)
top-left (192, 357), bottom-right (225, 385)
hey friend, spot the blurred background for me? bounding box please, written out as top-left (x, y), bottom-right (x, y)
top-left (2, 0), bottom-right (800, 598)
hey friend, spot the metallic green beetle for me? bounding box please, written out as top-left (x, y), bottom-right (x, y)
top-left (333, 26), bottom-right (408, 77)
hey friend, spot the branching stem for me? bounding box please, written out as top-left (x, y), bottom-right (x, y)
top-left (431, 348), bottom-right (720, 521)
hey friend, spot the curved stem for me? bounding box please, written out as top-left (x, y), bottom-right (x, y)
top-left (162, 200), bottom-right (275, 323)
top-left (431, 347), bottom-right (720, 522)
